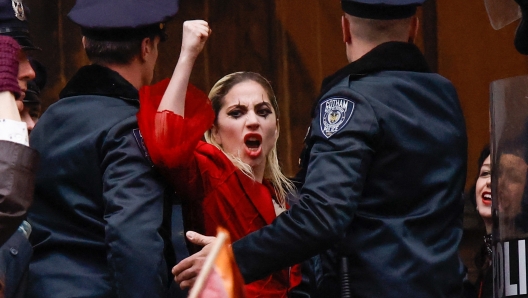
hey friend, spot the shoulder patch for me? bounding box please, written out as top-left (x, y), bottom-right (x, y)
top-left (319, 97), bottom-right (355, 138)
top-left (133, 129), bottom-right (154, 167)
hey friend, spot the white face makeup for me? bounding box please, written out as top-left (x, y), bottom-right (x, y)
top-left (213, 80), bottom-right (278, 175)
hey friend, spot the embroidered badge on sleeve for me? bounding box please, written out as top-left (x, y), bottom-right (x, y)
top-left (320, 97), bottom-right (355, 138)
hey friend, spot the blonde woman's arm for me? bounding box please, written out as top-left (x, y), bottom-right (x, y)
top-left (157, 20), bottom-right (211, 115)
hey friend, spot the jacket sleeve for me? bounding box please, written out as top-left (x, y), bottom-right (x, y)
top-left (0, 228), bottom-right (32, 297)
top-left (100, 116), bottom-right (170, 297)
top-left (0, 141), bottom-right (38, 247)
top-left (138, 79), bottom-right (215, 170)
top-left (232, 90), bottom-right (380, 283)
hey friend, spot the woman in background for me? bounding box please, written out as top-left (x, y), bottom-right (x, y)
top-left (468, 145), bottom-right (492, 298)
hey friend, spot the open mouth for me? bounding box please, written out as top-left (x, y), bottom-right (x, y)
top-left (244, 134), bottom-right (262, 157)
top-left (482, 192), bottom-right (492, 206)
top-left (246, 138), bottom-right (261, 149)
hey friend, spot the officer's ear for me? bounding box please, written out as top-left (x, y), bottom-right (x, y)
top-left (81, 36), bottom-right (86, 49)
top-left (408, 16), bottom-right (419, 44)
top-left (341, 15), bottom-right (352, 44)
top-left (140, 37), bottom-right (154, 62)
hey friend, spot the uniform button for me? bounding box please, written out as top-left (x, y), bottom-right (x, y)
top-left (10, 248), bottom-right (18, 255)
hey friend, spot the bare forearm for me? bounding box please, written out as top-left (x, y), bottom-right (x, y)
top-left (0, 92), bottom-right (20, 121)
top-left (157, 20), bottom-right (211, 116)
top-left (157, 55), bottom-right (197, 115)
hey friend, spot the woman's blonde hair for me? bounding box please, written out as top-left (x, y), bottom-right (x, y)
top-left (204, 72), bottom-right (294, 207)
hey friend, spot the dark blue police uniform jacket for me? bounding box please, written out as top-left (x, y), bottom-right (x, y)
top-left (233, 42), bottom-right (467, 298)
top-left (27, 65), bottom-right (179, 298)
top-left (0, 229), bottom-right (32, 298)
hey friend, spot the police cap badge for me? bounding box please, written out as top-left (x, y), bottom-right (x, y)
top-left (0, 0), bottom-right (38, 50)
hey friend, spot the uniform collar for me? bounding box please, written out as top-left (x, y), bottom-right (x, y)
top-left (319, 41), bottom-right (431, 98)
top-left (59, 64), bottom-right (139, 101)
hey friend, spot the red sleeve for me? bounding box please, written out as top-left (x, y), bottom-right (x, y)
top-left (137, 79), bottom-right (215, 169)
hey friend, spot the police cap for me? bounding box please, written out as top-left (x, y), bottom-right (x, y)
top-left (68, 0), bottom-right (180, 41)
top-left (0, 0), bottom-right (39, 50)
top-left (23, 59), bottom-right (46, 105)
top-left (341, 0), bottom-right (425, 20)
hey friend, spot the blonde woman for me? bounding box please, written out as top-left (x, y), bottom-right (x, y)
top-left (137, 20), bottom-right (301, 297)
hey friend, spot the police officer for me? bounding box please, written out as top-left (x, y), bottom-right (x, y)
top-left (0, 1), bottom-right (39, 297)
top-left (174, 1), bottom-right (468, 297)
top-left (27, 0), bottom-right (182, 297)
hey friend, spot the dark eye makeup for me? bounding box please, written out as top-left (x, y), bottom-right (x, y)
top-left (225, 101), bottom-right (273, 119)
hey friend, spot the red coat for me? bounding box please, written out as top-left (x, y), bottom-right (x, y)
top-left (138, 80), bottom-right (300, 297)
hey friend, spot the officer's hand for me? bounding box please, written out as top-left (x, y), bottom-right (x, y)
top-left (172, 231), bottom-right (216, 289)
top-left (181, 20), bottom-right (211, 60)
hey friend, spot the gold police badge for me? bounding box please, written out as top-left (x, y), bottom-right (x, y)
top-left (12, 0), bottom-right (26, 21)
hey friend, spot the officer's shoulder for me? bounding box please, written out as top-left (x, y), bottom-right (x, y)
top-left (319, 79), bottom-right (367, 106)
top-left (55, 94), bottom-right (138, 116)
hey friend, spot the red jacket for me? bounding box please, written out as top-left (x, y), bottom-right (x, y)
top-left (138, 80), bottom-right (300, 297)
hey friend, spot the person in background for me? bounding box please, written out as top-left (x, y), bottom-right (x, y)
top-left (0, 0), bottom-right (37, 248)
top-left (26, 0), bottom-right (184, 297)
top-left (0, 34), bottom-right (37, 298)
top-left (471, 146), bottom-right (492, 234)
top-left (466, 145), bottom-right (492, 298)
top-left (0, 58), bottom-right (45, 298)
top-left (174, 0), bottom-right (468, 297)
top-left (19, 59), bottom-right (46, 129)
top-left (0, 1), bottom-right (40, 297)
top-left (138, 20), bottom-right (302, 297)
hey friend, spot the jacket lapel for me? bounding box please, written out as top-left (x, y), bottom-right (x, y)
top-left (235, 171), bottom-right (276, 225)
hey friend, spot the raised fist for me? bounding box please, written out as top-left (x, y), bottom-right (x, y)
top-left (181, 20), bottom-right (211, 60)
